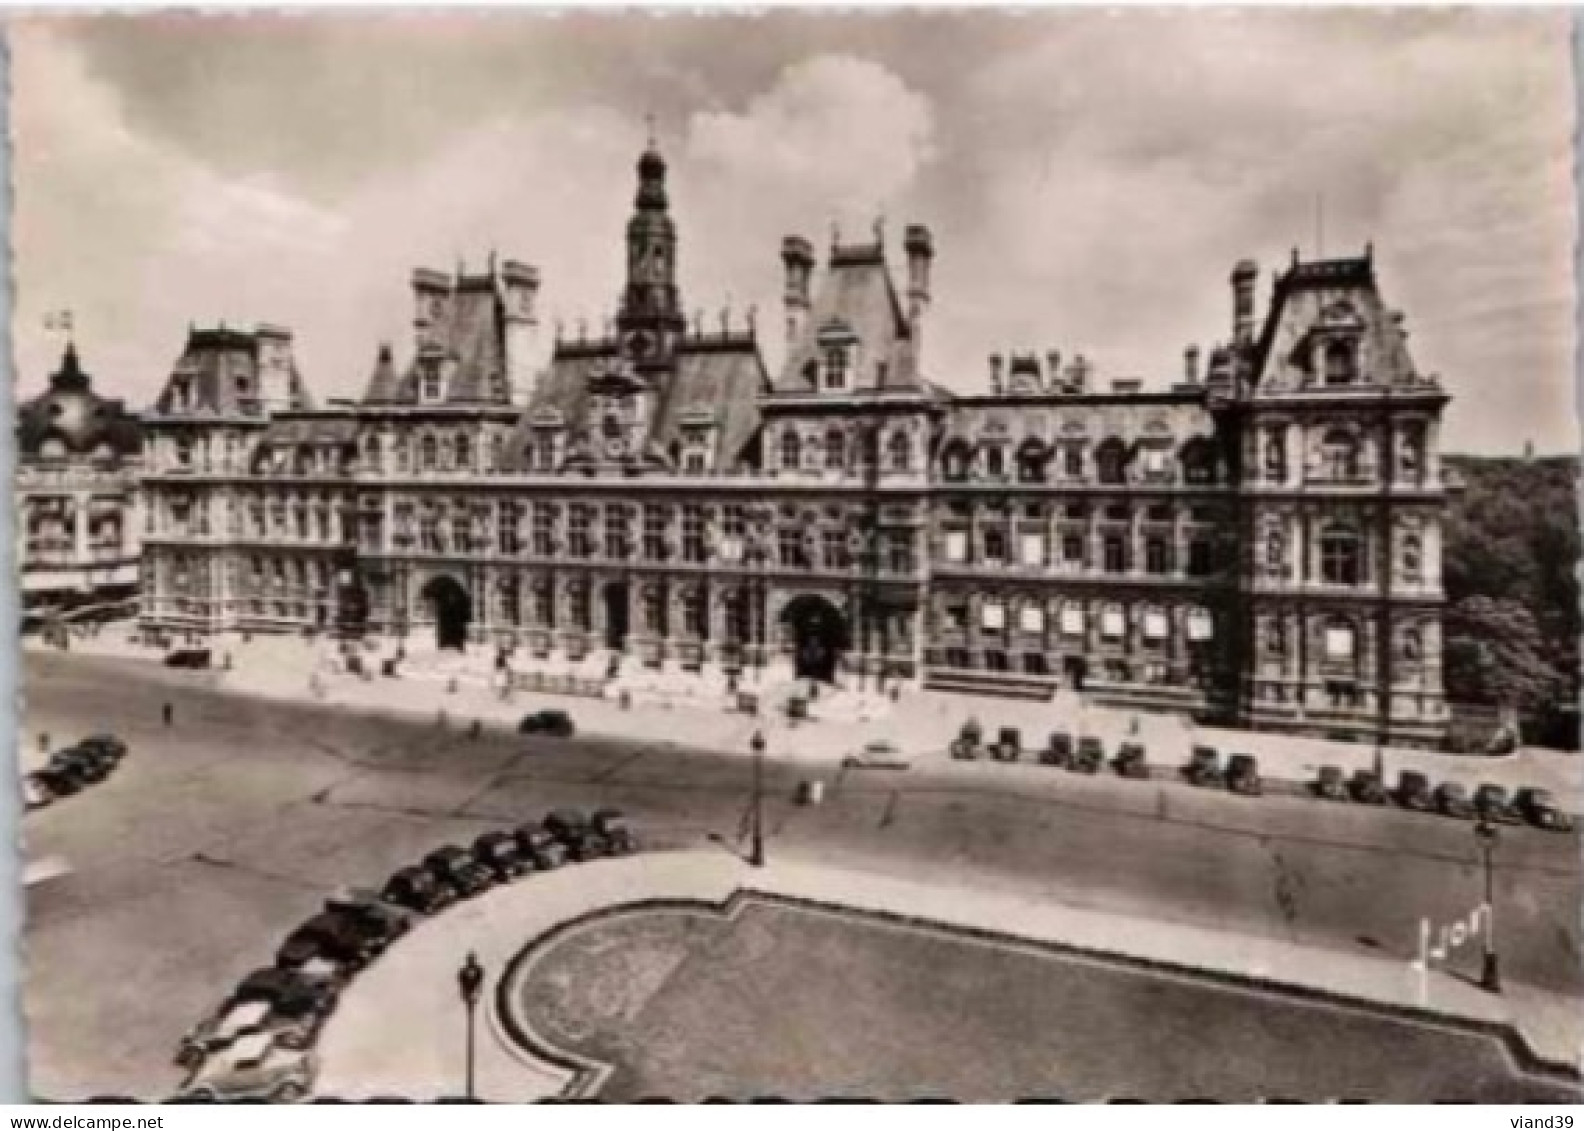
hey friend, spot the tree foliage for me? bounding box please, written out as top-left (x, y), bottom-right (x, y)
top-left (1442, 455), bottom-right (1580, 717)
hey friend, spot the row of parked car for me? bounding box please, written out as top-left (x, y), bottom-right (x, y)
top-left (950, 722), bottom-right (1574, 832)
top-left (22, 734), bottom-right (128, 811)
top-left (170, 807), bottom-right (638, 1103)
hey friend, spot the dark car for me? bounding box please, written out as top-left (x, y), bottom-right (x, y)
top-left (323, 887), bottom-right (418, 944)
top-left (1114, 742), bottom-right (1149, 780)
top-left (513, 825), bottom-right (569, 870)
top-left (1435, 782), bottom-right (1476, 820)
top-left (276, 911), bottom-right (381, 971)
top-left (77, 734), bottom-right (128, 762)
top-left (1348, 770), bottom-right (1388, 805)
top-left (593, 808), bottom-right (638, 855)
top-left (1185, 746), bottom-right (1222, 787)
top-left (422, 846), bottom-right (494, 898)
top-left (165, 648), bottom-right (213, 669)
top-left (1041, 732), bottom-right (1074, 767)
top-left (950, 736), bottom-right (980, 761)
top-left (1226, 754), bottom-right (1261, 796)
top-left (1072, 736), bottom-right (1104, 774)
top-left (1474, 784), bottom-right (1522, 825)
top-left (991, 727), bottom-right (1022, 763)
top-left (1515, 787), bottom-right (1574, 832)
top-left (518, 710), bottom-right (575, 738)
top-left (51, 746), bottom-right (112, 785)
top-left (545, 809), bottom-right (608, 861)
top-left (32, 764), bottom-right (82, 798)
top-left (1396, 770), bottom-right (1434, 812)
top-left (380, 865), bottom-right (456, 915)
top-left (232, 966), bottom-right (340, 1021)
top-left (472, 831), bottom-right (529, 881)
top-left (1313, 765), bottom-right (1348, 801)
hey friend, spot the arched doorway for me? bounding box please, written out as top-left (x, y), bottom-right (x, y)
top-left (420, 575), bottom-right (471, 651)
top-left (603, 581), bottom-right (630, 650)
top-left (780, 594), bottom-right (850, 683)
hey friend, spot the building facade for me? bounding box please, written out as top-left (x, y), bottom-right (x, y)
top-left (17, 343), bottom-right (143, 628)
top-left (139, 144), bottom-right (1452, 745)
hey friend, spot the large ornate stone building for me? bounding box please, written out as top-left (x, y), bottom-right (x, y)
top-left (138, 143), bottom-right (1452, 745)
top-left (16, 343), bottom-right (143, 626)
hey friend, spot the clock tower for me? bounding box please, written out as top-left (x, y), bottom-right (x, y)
top-left (617, 140), bottom-right (686, 372)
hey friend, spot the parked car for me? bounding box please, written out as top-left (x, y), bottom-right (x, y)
top-left (176, 1034), bottom-right (316, 1103)
top-left (51, 746), bottom-right (112, 785)
top-left (1226, 754), bottom-right (1262, 796)
top-left (1396, 770), bottom-right (1434, 812)
top-left (1114, 742), bottom-right (1149, 780)
top-left (1041, 732), bottom-right (1074, 767)
top-left (32, 763), bottom-right (83, 797)
top-left (545, 809), bottom-right (608, 861)
top-left (322, 887), bottom-right (419, 945)
top-left (21, 773), bottom-right (54, 811)
top-left (1185, 746), bottom-right (1223, 788)
top-left (422, 846), bottom-right (494, 899)
top-left (1474, 784), bottom-right (1522, 825)
top-left (1435, 782), bottom-right (1476, 820)
top-left (77, 734), bottom-right (128, 762)
top-left (1515, 787), bottom-right (1574, 832)
top-left (991, 727), bottom-right (1022, 762)
top-left (593, 808), bottom-right (638, 855)
top-left (471, 831), bottom-right (529, 882)
top-left (1313, 765), bottom-right (1348, 801)
top-left (518, 710), bottom-right (575, 738)
top-left (1072, 737), bottom-right (1104, 774)
top-left (164, 648), bottom-right (213, 670)
top-left (276, 911), bottom-right (381, 971)
top-left (177, 1000), bottom-right (275, 1068)
top-left (380, 865), bottom-right (456, 915)
top-left (1348, 770), bottom-right (1389, 805)
top-left (513, 825), bottom-right (569, 870)
top-left (949, 737), bottom-right (980, 761)
top-left (231, 966), bottom-right (341, 1021)
top-left (843, 740), bottom-right (910, 769)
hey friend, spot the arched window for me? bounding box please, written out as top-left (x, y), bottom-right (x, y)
top-left (1095, 439), bottom-right (1128, 485)
top-left (825, 427), bottom-right (846, 472)
top-left (1320, 428), bottom-right (1360, 481)
top-left (887, 430), bottom-right (911, 473)
top-left (780, 430), bottom-right (802, 472)
top-left (1402, 533), bottom-right (1423, 583)
top-left (824, 347), bottom-right (850, 391)
top-left (489, 434), bottom-right (504, 473)
top-left (984, 445), bottom-right (1006, 480)
top-left (1263, 428), bottom-right (1286, 482)
top-left (1265, 529), bottom-right (1285, 573)
top-left (420, 434), bottom-right (438, 472)
top-left (1323, 340), bottom-right (1358, 386)
top-left (1399, 423), bottom-right (1425, 480)
top-left (942, 440), bottom-right (971, 482)
top-left (1016, 441), bottom-right (1047, 484)
top-left (455, 434), bottom-right (472, 472)
top-left (363, 435), bottom-right (382, 471)
top-left (1265, 618), bottom-right (1286, 657)
top-left (1319, 524), bottom-right (1362, 586)
top-left (1402, 625), bottom-right (1423, 661)
top-left (393, 436), bottom-right (410, 473)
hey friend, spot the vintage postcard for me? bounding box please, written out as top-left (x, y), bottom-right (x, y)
top-left (11, 10), bottom-right (1581, 1103)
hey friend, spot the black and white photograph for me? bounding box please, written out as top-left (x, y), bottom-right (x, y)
top-left (10, 9), bottom-right (1582, 1104)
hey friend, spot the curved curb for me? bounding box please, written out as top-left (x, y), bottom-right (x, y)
top-left (493, 886), bottom-right (1583, 1101)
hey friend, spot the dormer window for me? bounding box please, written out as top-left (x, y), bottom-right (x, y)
top-left (825, 428), bottom-right (846, 472)
top-left (824, 346), bottom-right (850, 391)
top-left (421, 364), bottom-right (442, 401)
top-left (780, 430), bottom-right (802, 473)
top-left (887, 431), bottom-right (911, 473)
top-left (1323, 339), bottom-right (1358, 386)
top-left (172, 379), bottom-right (192, 412)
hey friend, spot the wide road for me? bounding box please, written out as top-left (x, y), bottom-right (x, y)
top-left (21, 652), bottom-right (1584, 1099)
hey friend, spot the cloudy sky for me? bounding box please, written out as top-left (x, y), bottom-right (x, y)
top-left (12, 11), bottom-right (1577, 454)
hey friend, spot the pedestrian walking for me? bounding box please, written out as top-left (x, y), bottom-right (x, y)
top-left (162, 702), bottom-right (173, 727)
top-left (38, 733), bottom-right (50, 755)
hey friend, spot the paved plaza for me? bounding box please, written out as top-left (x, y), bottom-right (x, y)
top-left (19, 646), bottom-right (1584, 1099)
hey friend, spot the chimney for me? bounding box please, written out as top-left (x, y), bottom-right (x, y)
top-left (904, 223), bottom-right (934, 350)
top-left (1231, 259), bottom-right (1258, 346)
top-left (254, 324), bottom-right (296, 411)
top-left (500, 259), bottom-right (541, 404)
top-left (989, 353), bottom-right (1005, 395)
top-left (1184, 344), bottom-right (1200, 384)
top-left (1046, 350), bottom-right (1062, 392)
top-left (1070, 353), bottom-right (1090, 394)
top-left (781, 235), bottom-right (815, 349)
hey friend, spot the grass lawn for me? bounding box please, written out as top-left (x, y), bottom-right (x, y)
top-left (507, 897), bottom-right (1581, 1102)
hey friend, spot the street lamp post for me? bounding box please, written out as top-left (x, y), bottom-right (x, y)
top-left (457, 951), bottom-right (485, 1099)
top-left (1474, 818), bottom-right (1501, 993)
top-left (749, 729), bottom-right (766, 867)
